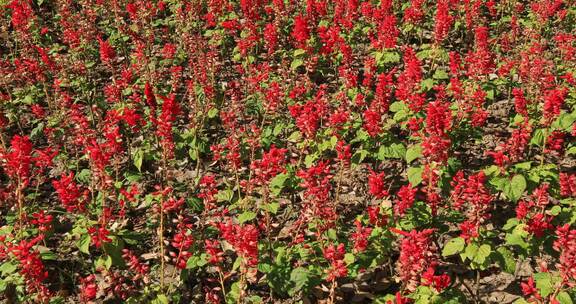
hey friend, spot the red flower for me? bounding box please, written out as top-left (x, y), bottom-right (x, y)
top-left (98, 37), bottom-right (116, 63)
top-left (80, 275), bottom-right (98, 302)
top-left (368, 169), bottom-right (388, 199)
top-left (396, 48), bottom-right (425, 112)
top-left (30, 210), bottom-right (53, 233)
top-left (264, 22), bottom-right (279, 54)
top-left (8, 236), bottom-right (51, 300)
top-left (52, 172), bottom-right (86, 212)
top-left (292, 15), bottom-right (310, 48)
top-left (392, 228), bottom-right (437, 292)
top-left (434, 0), bottom-right (453, 44)
top-left (1, 135), bottom-right (33, 182)
top-left (161, 43), bottom-right (177, 59)
top-left (560, 173), bottom-right (576, 198)
top-left (363, 108), bottom-right (382, 137)
top-left (512, 88), bottom-right (529, 117)
top-left (154, 94), bottom-right (180, 159)
top-left (520, 277), bottom-right (540, 299)
top-left (205, 239), bottom-right (224, 264)
top-left (367, 205), bottom-right (387, 227)
top-left (250, 145), bottom-right (288, 186)
top-left (352, 220), bottom-right (372, 252)
top-left (122, 249), bottom-right (149, 276)
top-left (422, 266), bottom-right (451, 291)
top-left (375, 14), bottom-right (398, 49)
top-left (323, 243), bottom-right (348, 281)
top-left (543, 88), bottom-right (567, 125)
top-left (289, 95), bottom-right (327, 138)
top-left (395, 184), bottom-right (416, 216)
top-left (88, 226), bottom-right (112, 248)
top-left (219, 222), bottom-right (259, 267)
top-left (8, 0), bottom-right (34, 31)
top-left (403, 0), bottom-right (425, 24)
top-left (554, 224), bottom-right (576, 284)
top-left (170, 226), bottom-right (194, 269)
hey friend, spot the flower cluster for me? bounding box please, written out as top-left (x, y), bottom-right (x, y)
top-left (392, 228), bottom-right (441, 292)
top-left (450, 171), bottom-right (493, 241)
top-left (323, 243), bottom-right (348, 281)
top-left (218, 222), bottom-right (259, 268)
top-left (250, 145), bottom-right (288, 187)
top-left (516, 184), bottom-right (555, 237)
top-left (52, 172), bottom-right (86, 213)
top-left (553, 224), bottom-right (576, 284)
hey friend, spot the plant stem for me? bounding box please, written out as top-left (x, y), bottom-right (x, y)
top-left (159, 200), bottom-right (165, 290)
top-left (218, 268), bottom-right (228, 301)
top-left (328, 279), bottom-right (337, 304)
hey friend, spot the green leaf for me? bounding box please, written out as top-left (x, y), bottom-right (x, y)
top-left (495, 247), bottom-right (516, 274)
top-left (514, 161), bottom-right (532, 170)
top-left (433, 69), bottom-right (449, 80)
top-left (550, 205), bottom-right (562, 216)
top-left (246, 295), bottom-right (263, 304)
top-left (293, 49), bottom-right (306, 57)
top-left (291, 58), bottom-right (304, 70)
top-left (421, 78), bottom-right (435, 91)
top-left (533, 272), bottom-right (553, 297)
top-left (30, 122), bottom-right (45, 139)
top-left (287, 131), bottom-right (301, 142)
top-left (407, 166), bottom-right (423, 186)
top-left (505, 224), bottom-right (529, 248)
top-left (304, 153), bottom-right (319, 168)
top-left (289, 267), bottom-right (310, 295)
top-left (556, 291), bottom-right (573, 304)
top-left (0, 261), bottom-right (17, 275)
top-left (442, 237), bottom-right (465, 257)
top-left (269, 173), bottom-right (289, 196)
top-left (405, 144), bottom-right (423, 164)
top-left (553, 112), bottom-right (576, 131)
top-left (473, 244), bottom-right (491, 265)
top-left (461, 243), bottom-right (478, 261)
top-left (133, 148), bottom-right (144, 172)
top-left (154, 294), bottom-right (169, 304)
top-left (378, 143), bottom-right (406, 159)
top-left (40, 251), bottom-right (58, 261)
top-left (227, 281), bottom-right (241, 303)
top-left (186, 253), bottom-right (209, 269)
top-left (208, 108), bottom-right (219, 118)
top-left (503, 175), bottom-right (526, 202)
top-left (389, 101), bottom-right (408, 113)
top-left (215, 189), bottom-right (234, 202)
top-left (77, 234), bottom-right (91, 254)
top-left (351, 149), bottom-right (369, 166)
top-left (104, 255), bottom-right (113, 269)
top-left (261, 202), bottom-right (280, 214)
top-left (530, 129), bottom-right (546, 147)
top-left (344, 253), bottom-right (355, 265)
top-left (238, 211), bottom-right (256, 224)
top-left (76, 169), bottom-right (92, 184)
top-left (381, 51), bottom-right (400, 63)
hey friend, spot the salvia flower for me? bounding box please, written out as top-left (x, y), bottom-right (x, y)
top-left (368, 169), bottom-right (388, 199)
top-left (323, 243), bottom-right (348, 281)
top-left (391, 228), bottom-right (438, 292)
top-left (98, 37), bottom-right (116, 63)
top-left (1, 135), bottom-right (33, 182)
top-left (52, 172), bottom-right (86, 213)
top-left (219, 222), bottom-right (259, 268)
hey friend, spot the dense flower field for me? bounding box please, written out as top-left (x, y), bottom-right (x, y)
top-left (1, 0), bottom-right (576, 303)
